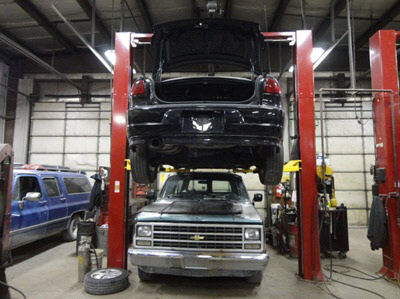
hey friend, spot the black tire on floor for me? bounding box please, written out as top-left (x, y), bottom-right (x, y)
top-left (84, 268), bottom-right (129, 295)
top-left (258, 147), bottom-right (284, 185)
top-left (130, 145), bottom-right (157, 184)
top-left (138, 268), bottom-right (155, 282)
top-left (247, 271), bottom-right (263, 285)
top-left (62, 214), bottom-right (81, 241)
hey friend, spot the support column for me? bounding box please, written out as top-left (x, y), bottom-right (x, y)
top-left (12, 78), bottom-right (33, 163)
top-left (294, 30), bottom-right (322, 280)
top-left (369, 30), bottom-right (400, 280)
top-left (107, 32), bottom-right (132, 269)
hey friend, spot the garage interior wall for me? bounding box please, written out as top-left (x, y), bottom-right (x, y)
top-left (0, 61), bottom-right (9, 143)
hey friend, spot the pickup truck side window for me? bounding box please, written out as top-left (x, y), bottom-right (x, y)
top-left (14, 176), bottom-right (41, 201)
top-left (63, 177), bottom-right (91, 194)
top-left (43, 177), bottom-right (61, 197)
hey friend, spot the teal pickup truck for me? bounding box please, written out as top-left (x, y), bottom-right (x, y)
top-left (129, 172), bottom-right (268, 284)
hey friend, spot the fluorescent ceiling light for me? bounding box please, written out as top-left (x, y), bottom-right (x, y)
top-left (288, 47), bottom-right (325, 73)
top-left (104, 50), bottom-right (115, 65)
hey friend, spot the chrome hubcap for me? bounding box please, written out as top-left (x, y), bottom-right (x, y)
top-left (90, 269), bottom-right (122, 280)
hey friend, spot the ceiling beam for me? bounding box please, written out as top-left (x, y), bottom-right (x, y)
top-left (269, 0), bottom-right (290, 31)
top-left (355, 1), bottom-right (400, 49)
top-left (14, 0), bottom-right (78, 53)
top-left (76, 0), bottom-right (111, 42)
top-left (313, 0), bottom-right (346, 42)
top-left (136, 0), bottom-right (153, 32)
top-left (224, 0), bottom-right (233, 19)
top-left (0, 27), bottom-right (36, 55)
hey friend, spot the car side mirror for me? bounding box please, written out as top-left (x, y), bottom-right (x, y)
top-left (146, 190), bottom-right (156, 201)
top-left (253, 193), bottom-right (263, 202)
top-left (24, 192), bottom-right (41, 202)
top-left (17, 200), bottom-right (24, 210)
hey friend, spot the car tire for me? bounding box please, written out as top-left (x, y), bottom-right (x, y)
top-left (138, 268), bottom-right (155, 282)
top-left (258, 147), bottom-right (283, 185)
top-left (63, 214), bottom-right (81, 241)
top-left (247, 271), bottom-right (262, 285)
top-left (130, 145), bottom-right (157, 184)
top-left (84, 268), bottom-right (129, 295)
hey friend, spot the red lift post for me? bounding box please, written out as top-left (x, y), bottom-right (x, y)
top-left (369, 30), bottom-right (400, 280)
top-left (108, 30), bottom-right (321, 280)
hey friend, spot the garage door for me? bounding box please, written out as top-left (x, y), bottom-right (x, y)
top-left (29, 101), bottom-right (111, 178)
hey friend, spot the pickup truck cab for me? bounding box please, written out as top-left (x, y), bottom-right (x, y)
top-left (129, 172), bottom-right (268, 284)
top-left (10, 168), bottom-right (91, 249)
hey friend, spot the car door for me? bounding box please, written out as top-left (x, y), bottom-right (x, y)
top-left (61, 176), bottom-right (91, 216)
top-left (42, 175), bottom-right (68, 235)
top-left (9, 174), bottom-right (49, 249)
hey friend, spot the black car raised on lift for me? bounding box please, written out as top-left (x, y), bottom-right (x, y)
top-left (127, 19), bottom-right (284, 185)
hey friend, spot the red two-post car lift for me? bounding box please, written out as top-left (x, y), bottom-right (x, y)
top-left (369, 30), bottom-right (400, 281)
top-left (107, 30), bottom-right (322, 280)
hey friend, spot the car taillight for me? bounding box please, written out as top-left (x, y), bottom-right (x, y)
top-left (264, 77), bottom-right (281, 95)
top-left (131, 79), bottom-right (145, 96)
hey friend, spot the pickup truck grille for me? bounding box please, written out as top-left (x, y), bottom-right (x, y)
top-left (152, 224), bottom-right (243, 251)
top-left (134, 222), bottom-right (264, 252)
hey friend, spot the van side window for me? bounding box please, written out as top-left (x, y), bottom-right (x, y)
top-left (43, 177), bottom-right (61, 197)
top-left (13, 176), bottom-right (41, 201)
top-left (63, 177), bottom-right (91, 194)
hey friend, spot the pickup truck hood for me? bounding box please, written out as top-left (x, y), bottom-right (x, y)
top-left (152, 18), bottom-right (263, 76)
top-left (135, 200), bottom-right (262, 224)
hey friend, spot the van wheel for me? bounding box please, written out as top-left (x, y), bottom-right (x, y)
top-left (247, 271), bottom-right (262, 285)
top-left (63, 214), bottom-right (81, 241)
top-left (130, 146), bottom-right (157, 184)
top-left (138, 268), bottom-right (154, 282)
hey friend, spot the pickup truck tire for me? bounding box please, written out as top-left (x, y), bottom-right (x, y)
top-left (63, 214), bottom-right (81, 241)
top-left (130, 146), bottom-right (157, 184)
top-left (84, 268), bottom-right (129, 295)
top-left (247, 271), bottom-right (262, 285)
top-left (138, 268), bottom-right (155, 281)
top-left (258, 148), bottom-right (283, 185)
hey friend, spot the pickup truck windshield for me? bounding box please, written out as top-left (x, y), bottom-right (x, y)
top-left (159, 175), bottom-right (249, 201)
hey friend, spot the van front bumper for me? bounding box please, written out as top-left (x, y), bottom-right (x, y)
top-left (128, 247), bottom-right (269, 274)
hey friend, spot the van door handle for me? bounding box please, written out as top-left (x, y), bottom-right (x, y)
top-left (60, 198), bottom-right (66, 202)
top-left (39, 200), bottom-right (47, 205)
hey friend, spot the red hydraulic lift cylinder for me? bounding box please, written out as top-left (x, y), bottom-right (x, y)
top-left (108, 32), bottom-right (132, 269)
top-left (293, 30), bottom-right (322, 280)
top-left (369, 30), bottom-right (400, 280)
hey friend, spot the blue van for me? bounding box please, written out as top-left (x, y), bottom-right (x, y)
top-left (9, 168), bottom-right (91, 249)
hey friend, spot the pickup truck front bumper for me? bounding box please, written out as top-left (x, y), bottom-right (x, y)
top-left (128, 247), bottom-right (269, 277)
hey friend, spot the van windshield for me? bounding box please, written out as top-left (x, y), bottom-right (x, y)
top-left (159, 175), bottom-right (249, 201)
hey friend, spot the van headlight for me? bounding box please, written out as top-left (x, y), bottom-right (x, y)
top-left (137, 225), bottom-right (152, 237)
top-left (244, 228), bottom-right (260, 240)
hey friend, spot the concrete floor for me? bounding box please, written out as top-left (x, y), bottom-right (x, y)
top-left (5, 228), bottom-right (399, 299)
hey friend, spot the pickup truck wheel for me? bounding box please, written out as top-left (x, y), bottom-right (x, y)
top-left (247, 271), bottom-right (262, 285)
top-left (138, 268), bottom-right (155, 281)
top-left (84, 268), bottom-right (129, 295)
top-left (130, 146), bottom-right (157, 184)
top-left (63, 214), bottom-right (81, 241)
top-left (258, 148), bottom-right (283, 185)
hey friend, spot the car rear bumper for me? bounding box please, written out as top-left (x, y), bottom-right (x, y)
top-left (128, 247), bottom-right (269, 275)
top-left (127, 104), bottom-right (283, 147)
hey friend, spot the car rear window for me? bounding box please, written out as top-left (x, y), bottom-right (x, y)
top-left (43, 177), bottom-right (61, 197)
top-left (63, 177), bottom-right (91, 194)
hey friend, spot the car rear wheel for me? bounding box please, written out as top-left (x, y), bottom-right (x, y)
top-left (258, 147), bottom-right (283, 185)
top-left (63, 214), bottom-right (81, 241)
top-left (130, 145), bottom-right (157, 184)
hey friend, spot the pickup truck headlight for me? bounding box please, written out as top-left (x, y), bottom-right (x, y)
top-left (244, 228), bottom-right (261, 240)
top-left (137, 225), bottom-right (152, 237)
